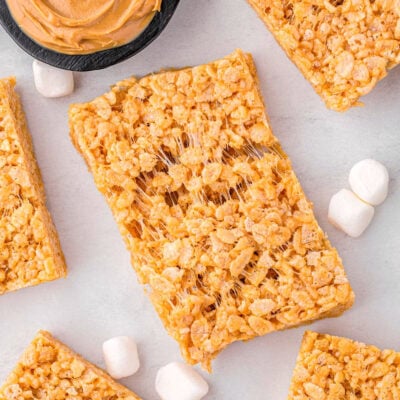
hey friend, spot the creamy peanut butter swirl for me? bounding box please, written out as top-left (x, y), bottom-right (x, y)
top-left (6, 0), bottom-right (162, 54)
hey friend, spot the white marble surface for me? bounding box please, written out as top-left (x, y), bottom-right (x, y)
top-left (0, 0), bottom-right (400, 398)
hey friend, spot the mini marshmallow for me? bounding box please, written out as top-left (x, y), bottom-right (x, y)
top-left (349, 159), bottom-right (389, 205)
top-left (155, 362), bottom-right (209, 400)
top-left (102, 336), bottom-right (140, 379)
top-left (32, 60), bottom-right (74, 98)
top-left (328, 189), bottom-right (375, 238)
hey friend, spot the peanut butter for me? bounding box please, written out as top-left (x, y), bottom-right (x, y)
top-left (6, 0), bottom-right (162, 55)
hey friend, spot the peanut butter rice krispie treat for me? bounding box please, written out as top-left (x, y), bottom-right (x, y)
top-left (69, 50), bottom-right (354, 370)
top-left (288, 331), bottom-right (400, 399)
top-left (248, 0), bottom-right (400, 111)
top-left (0, 77), bottom-right (66, 294)
top-left (0, 331), bottom-right (141, 400)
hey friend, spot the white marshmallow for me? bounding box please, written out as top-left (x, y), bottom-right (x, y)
top-left (155, 362), bottom-right (209, 400)
top-left (32, 60), bottom-right (74, 98)
top-left (328, 189), bottom-right (375, 238)
top-left (349, 159), bottom-right (389, 205)
top-left (102, 336), bottom-right (140, 379)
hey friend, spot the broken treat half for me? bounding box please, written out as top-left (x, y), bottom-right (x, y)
top-left (288, 331), bottom-right (400, 399)
top-left (0, 331), bottom-right (142, 400)
top-left (0, 77), bottom-right (66, 294)
top-left (247, 0), bottom-right (400, 111)
top-left (69, 50), bottom-right (354, 370)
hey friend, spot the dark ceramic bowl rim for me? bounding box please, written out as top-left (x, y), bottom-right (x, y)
top-left (0, 0), bottom-right (180, 71)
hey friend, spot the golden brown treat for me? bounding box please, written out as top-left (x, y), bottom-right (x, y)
top-left (288, 331), bottom-right (400, 399)
top-left (69, 50), bottom-right (354, 370)
top-left (0, 77), bottom-right (66, 294)
top-left (248, 0), bottom-right (400, 111)
top-left (0, 331), bottom-right (141, 400)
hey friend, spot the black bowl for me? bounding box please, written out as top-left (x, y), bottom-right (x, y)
top-left (0, 0), bottom-right (180, 71)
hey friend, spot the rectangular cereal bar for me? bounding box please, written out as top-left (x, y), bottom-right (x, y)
top-left (69, 50), bottom-right (354, 370)
top-left (288, 331), bottom-right (400, 399)
top-left (0, 77), bottom-right (66, 294)
top-left (0, 331), bottom-right (141, 399)
top-left (248, 0), bottom-right (400, 111)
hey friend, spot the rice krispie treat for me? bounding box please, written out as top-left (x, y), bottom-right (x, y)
top-left (248, 0), bottom-right (400, 111)
top-left (69, 50), bottom-right (354, 370)
top-left (0, 331), bottom-right (141, 400)
top-left (288, 331), bottom-right (400, 399)
top-left (0, 77), bottom-right (66, 294)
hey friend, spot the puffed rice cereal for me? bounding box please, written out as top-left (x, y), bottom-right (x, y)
top-left (248, 0), bottom-right (400, 111)
top-left (69, 50), bottom-right (354, 370)
top-left (0, 77), bottom-right (66, 295)
top-left (288, 331), bottom-right (400, 399)
top-left (0, 331), bottom-right (141, 400)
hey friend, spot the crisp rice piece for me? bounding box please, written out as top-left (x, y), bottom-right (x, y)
top-left (248, 0), bottom-right (400, 111)
top-left (0, 331), bottom-right (142, 400)
top-left (69, 50), bottom-right (354, 370)
top-left (0, 77), bottom-right (66, 294)
top-left (288, 331), bottom-right (400, 399)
